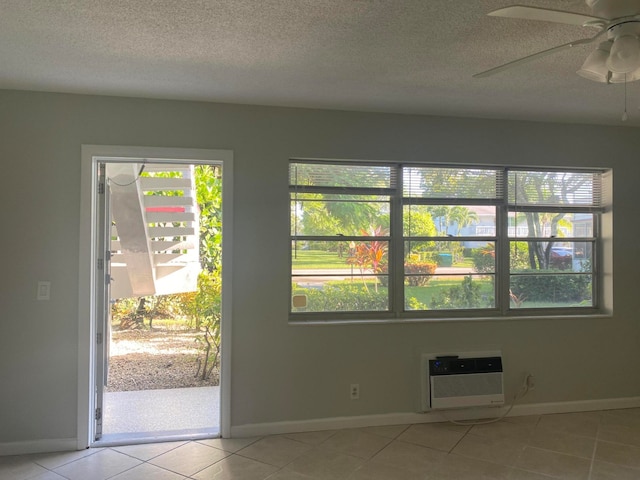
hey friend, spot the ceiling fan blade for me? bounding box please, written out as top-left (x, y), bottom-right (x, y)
top-left (488, 5), bottom-right (607, 27)
top-left (473, 30), bottom-right (606, 79)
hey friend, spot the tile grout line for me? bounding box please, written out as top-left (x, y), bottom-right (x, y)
top-left (586, 411), bottom-right (603, 480)
top-left (447, 425), bottom-right (471, 454)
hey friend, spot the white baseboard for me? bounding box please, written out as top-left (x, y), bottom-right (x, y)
top-left (511, 396), bottom-right (640, 417)
top-left (230, 396), bottom-right (640, 438)
top-left (0, 438), bottom-right (79, 456)
top-left (6, 397), bottom-right (640, 454)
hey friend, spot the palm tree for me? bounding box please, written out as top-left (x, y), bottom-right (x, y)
top-left (427, 206), bottom-right (451, 235)
top-left (450, 206), bottom-right (479, 235)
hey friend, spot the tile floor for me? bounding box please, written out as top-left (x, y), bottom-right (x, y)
top-left (3, 407), bottom-right (640, 479)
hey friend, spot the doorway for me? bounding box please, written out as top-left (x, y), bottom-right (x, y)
top-left (78, 146), bottom-right (233, 448)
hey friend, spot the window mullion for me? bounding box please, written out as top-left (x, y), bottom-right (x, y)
top-left (498, 169), bottom-right (509, 315)
top-left (593, 212), bottom-right (601, 309)
top-left (391, 165), bottom-right (404, 317)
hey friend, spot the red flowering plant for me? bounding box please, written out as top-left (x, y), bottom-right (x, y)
top-left (346, 226), bottom-right (387, 293)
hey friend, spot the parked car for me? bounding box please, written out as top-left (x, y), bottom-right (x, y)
top-left (550, 246), bottom-right (572, 270)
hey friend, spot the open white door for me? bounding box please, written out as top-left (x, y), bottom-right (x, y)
top-left (94, 162), bottom-right (111, 441)
top-left (79, 146), bottom-right (233, 449)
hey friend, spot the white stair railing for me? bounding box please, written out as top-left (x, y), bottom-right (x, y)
top-left (109, 163), bottom-right (201, 300)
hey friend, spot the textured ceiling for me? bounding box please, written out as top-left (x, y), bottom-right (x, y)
top-left (2, 0), bottom-right (639, 126)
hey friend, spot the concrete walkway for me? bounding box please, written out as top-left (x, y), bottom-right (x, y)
top-left (101, 386), bottom-right (220, 444)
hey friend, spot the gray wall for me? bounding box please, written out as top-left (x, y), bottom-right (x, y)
top-left (1, 89), bottom-right (639, 444)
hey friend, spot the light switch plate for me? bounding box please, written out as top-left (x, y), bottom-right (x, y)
top-left (37, 281), bottom-right (51, 301)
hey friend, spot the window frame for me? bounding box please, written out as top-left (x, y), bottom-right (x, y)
top-left (289, 159), bottom-right (608, 322)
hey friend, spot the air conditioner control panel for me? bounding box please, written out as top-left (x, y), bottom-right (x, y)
top-left (429, 356), bottom-right (502, 376)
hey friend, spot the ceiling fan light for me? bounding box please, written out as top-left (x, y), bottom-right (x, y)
top-left (609, 68), bottom-right (640, 83)
top-left (607, 34), bottom-right (640, 73)
top-left (577, 43), bottom-right (611, 83)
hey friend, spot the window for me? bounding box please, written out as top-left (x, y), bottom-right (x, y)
top-left (290, 160), bottom-right (608, 321)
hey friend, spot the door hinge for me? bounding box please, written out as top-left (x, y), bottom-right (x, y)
top-left (98, 164), bottom-right (106, 194)
top-left (97, 258), bottom-right (104, 270)
top-left (97, 332), bottom-right (103, 345)
top-left (95, 407), bottom-right (102, 421)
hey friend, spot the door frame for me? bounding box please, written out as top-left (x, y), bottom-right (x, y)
top-left (78, 145), bottom-right (233, 449)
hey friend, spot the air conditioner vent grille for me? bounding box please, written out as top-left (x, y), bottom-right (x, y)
top-left (432, 372), bottom-right (503, 399)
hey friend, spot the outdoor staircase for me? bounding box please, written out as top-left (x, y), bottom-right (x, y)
top-left (107, 163), bottom-right (201, 300)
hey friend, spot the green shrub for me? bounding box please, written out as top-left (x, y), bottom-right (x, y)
top-left (510, 271), bottom-right (591, 303)
top-left (176, 271), bottom-right (221, 380)
top-left (430, 276), bottom-right (493, 309)
top-left (471, 247), bottom-right (494, 274)
top-left (293, 283), bottom-right (387, 312)
top-left (404, 262), bottom-right (437, 286)
top-left (406, 296), bottom-right (428, 310)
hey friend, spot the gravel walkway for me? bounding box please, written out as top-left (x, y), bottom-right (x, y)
top-left (106, 328), bottom-right (219, 392)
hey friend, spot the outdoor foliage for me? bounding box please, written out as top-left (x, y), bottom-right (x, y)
top-left (430, 276), bottom-right (492, 309)
top-left (404, 262), bottom-right (437, 286)
top-left (346, 226), bottom-right (387, 292)
top-left (472, 242), bottom-right (530, 274)
top-left (510, 171), bottom-right (588, 270)
top-left (471, 245), bottom-right (494, 274)
top-left (510, 271), bottom-right (591, 304)
top-left (111, 295), bottom-right (185, 330)
top-left (404, 208), bottom-right (437, 239)
top-left (195, 165), bottom-right (222, 272)
top-left (406, 296), bottom-right (428, 310)
top-left (177, 270), bottom-right (222, 380)
top-left (426, 205), bottom-right (478, 236)
top-left (293, 283), bottom-right (387, 312)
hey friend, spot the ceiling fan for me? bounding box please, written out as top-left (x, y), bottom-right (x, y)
top-left (474, 0), bottom-right (640, 83)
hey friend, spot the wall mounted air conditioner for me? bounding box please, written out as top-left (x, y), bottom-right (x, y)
top-left (421, 351), bottom-right (504, 410)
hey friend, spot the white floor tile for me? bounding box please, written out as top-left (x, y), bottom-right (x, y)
top-left (452, 433), bottom-right (527, 467)
top-left (514, 446), bottom-right (591, 480)
top-left (193, 454), bottom-right (278, 480)
top-left (237, 436), bottom-right (312, 468)
top-left (283, 430), bottom-right (337, 445)
top-left (198, 436), bottom-right (262, 453)
top-left (397, 422), bottom-right (469, 452)
top-left (319, 429), bottom-right (392, 459)
top-left (0, 456), bottom-right (51, 480)
top-left (148, 441), bottom-right (228, 476)
top-left (111, 441), bottom-right (188, 461)
top-left (594, 440), bottom-right (640, 470)
top-left (32, 448), bottom-right (100, 470)
top-left (52, 448), bottom-right (142, 480)
top-left (284, 446), bottom-right (364, 479)
top-left (109, 462), bottom-right (188, 479)
top-left (370, 439), bottom-right (444, 475)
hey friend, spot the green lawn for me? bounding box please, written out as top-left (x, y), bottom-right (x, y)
top-left (292, 249), bottom-right (476, 270)
top-left (292, 249), bottom-right (349, 269)
top-left (452, 257), bottom-right (474, 268)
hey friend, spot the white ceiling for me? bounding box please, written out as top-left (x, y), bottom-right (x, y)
top-left (2, 0), bottom-right (640, 126)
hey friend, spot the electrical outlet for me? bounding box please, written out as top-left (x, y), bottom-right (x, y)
top-left (523, 372), bottom-right (535, 390)
top-left (526, 374), bottom-right (536, 390)
top-left (350, 383), bottom-right (360, 400)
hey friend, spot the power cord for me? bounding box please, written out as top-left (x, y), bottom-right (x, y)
top-left (109, 163), bottom-right (147, 187)
top-left (441, 373), bottom-right (533, 426)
